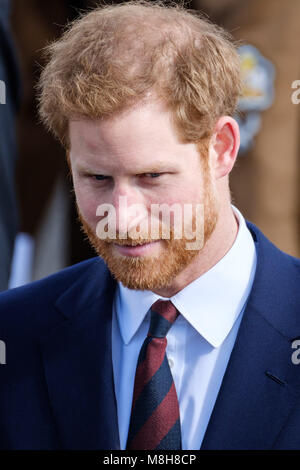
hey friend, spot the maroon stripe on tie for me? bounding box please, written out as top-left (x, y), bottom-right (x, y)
top-left (128, 381), bottom-right (180, 450)
top-left (151, 300), bottom-right (179, 324)
top-left (131, 337), bottom-right (166, 409)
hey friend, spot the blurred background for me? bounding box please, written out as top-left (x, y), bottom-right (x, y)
top-left (0, 0), bottom-right (299, 290)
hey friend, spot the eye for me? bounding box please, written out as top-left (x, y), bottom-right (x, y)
top-left (93, 175), bottom-right (110, 181)
top-left (142, 173), bottom-right (162, 178)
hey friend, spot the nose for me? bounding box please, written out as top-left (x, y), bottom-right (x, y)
top-left (111, 182), bottom-right (148, 236)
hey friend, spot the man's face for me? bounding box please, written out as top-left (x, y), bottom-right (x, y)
top-left (69, 100), bottom-right (220, 290)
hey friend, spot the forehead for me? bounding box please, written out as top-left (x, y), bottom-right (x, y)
top-left (70, 100), bottom-right (177, 146)
top-left (68, 100), bottom-right (200, 171)
top-left (70, 102), bottom-right (177, 143)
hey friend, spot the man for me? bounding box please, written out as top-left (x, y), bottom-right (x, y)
top-left (1, 1), bottom-right (300, 450)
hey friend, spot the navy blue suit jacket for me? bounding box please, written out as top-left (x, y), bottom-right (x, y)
top-left (1, 222), bottom-right (300, 449)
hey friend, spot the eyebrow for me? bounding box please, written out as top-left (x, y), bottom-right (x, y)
top-left (75, 160), bottom-right (179, 174)
top-left (135, 164), bottom-right (179, 173)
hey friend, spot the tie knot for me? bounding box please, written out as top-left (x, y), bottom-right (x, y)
top-left (148, 300), bottom-right (179, 338)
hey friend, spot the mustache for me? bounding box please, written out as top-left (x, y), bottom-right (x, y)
top-left (104, 235), bottom-right (162, 246)
top-left (77, 210), bottom-right (175, 245)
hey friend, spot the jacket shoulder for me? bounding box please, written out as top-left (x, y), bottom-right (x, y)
top-left (247, 220), bottom-right (300, 270)
top-left (246, 220), bottom-right (300, 335)
top-left (0, 257), bottom-right (105, 334)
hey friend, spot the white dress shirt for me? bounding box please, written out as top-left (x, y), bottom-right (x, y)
top-left (111, 206), bottom-right (257, 450)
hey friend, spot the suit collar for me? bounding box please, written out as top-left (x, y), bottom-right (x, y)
top-left (245, 221), bottom-right (300, 339)
top-left (54, 258), bottom-right (115, 321)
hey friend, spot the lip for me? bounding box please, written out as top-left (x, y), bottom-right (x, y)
top-left (113, 240), bottom-right (161, 257)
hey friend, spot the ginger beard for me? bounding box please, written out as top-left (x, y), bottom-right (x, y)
top-left (77, 165), bottom-right (220, 290)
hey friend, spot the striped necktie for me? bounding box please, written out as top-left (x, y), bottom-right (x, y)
top-left (126, 299), bottom-right (182, 450)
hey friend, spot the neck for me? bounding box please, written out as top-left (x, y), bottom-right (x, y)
top-left (152, 203), bottom-right (239, 298)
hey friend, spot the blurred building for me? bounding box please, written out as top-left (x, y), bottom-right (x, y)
top-left (0, 0), bottom-right (20, 291)
top-left (193, 0), bottom-right (300, 257)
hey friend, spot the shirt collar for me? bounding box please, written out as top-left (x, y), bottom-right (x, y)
top-left (115, 206), bottom-right (257, 348)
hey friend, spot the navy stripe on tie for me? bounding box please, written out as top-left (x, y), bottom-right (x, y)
top-left (127, 355), bottom-right (173, 442)
top-left (155, 418), bottom-right (182, 450)
top-left (149, 312), bottom-right (173, 337)
top-left (137, 336), bottom-right (152, 366)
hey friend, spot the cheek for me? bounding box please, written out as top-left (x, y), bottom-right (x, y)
top-left (184, 178), bottom-right (207, 204)
top-left (73, 182), bottom-right (101, 228)
top-left (163, 186), bottom-right (203, 206)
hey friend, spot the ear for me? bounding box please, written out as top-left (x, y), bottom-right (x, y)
top-left (209, 116), bottom-right (240, 179)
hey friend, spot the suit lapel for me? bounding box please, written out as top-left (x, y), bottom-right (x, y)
top-left (201, 222), bottom-right (300, 449)
top-left (39, 259), bottom-right (120, 449)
